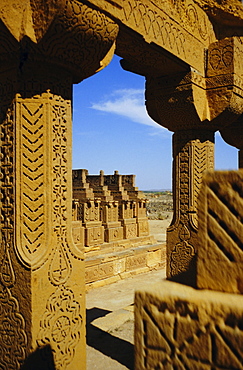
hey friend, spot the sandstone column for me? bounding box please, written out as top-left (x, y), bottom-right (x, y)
top-left (0, 2), bottom-right (118, 369)
top-left (145, 37), bottom-right (243, 284)
top-left (145, 71), bottom-right (215, 285)
top-left (168, 129), bottom-right (214, 284)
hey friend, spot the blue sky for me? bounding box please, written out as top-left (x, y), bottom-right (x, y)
top-left (72, 54), bottom-right (238, 190)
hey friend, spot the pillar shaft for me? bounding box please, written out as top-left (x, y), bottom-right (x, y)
top-left (167, 129), bottom-right (214, 285)
top-left (0, 68), bottom-right (85, 369)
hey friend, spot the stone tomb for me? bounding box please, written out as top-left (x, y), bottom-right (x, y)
top-left (72, 169), bottom-right (165, 289)
top-left (135, 170), bottom-right (243, 369)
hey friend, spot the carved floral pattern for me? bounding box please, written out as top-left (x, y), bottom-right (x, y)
top-left (37, 285), bottom-right (82, 370)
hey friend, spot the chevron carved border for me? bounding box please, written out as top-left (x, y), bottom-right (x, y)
top-left (15, 97), bottom-right (51, 269)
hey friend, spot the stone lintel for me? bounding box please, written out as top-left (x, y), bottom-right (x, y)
top-left (84, 0), bottom-right (214, 73)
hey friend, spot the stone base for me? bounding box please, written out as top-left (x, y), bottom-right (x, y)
top-left (85, 241), bottom-right (166, 290)
top-left (135, 280), bottom-right (243, 370)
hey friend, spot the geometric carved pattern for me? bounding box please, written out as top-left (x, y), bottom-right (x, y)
top-left (207, 180), bottom-right (243, 263)
top-left (21, 102), bottom-right (45, 255)
top-left (193, 140), bottom-right (214, 228)
top-left (52, 102), bottom-right (68, 246)
top-left (0, 107), bottom-right (15, 287)
top-left (15, 98), bottom-right (51, 269)
top-left (135, 281), bottom-right (243, 370)
top-left (49, 246), bottom-right (71, 286)
top-left (0, 285), bottom-right (27, 370)
top-left (37, 285), bottom-right (82, 370)
top-left (197, 170), bottom-right (243, 293)
top-left (98, 0), bottom-right (212, 70)
top-left (0, 105), bottom-right (27, 370)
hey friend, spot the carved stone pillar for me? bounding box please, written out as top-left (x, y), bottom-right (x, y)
top-left (145, 36), bottom-right (243, 285)
top-left (0, 2), bottom-right (118, 368)
top-left (167, 130), bottom-right (214, 285)
top-left (145, 73), bottom-right (216, 286)
top-left (0, 66), bottom-right (86, 370)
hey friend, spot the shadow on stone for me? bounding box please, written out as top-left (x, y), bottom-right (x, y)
top-left (168, 254), bottom-right (197, 288)
top-left (21, 344), bottom-right (56, 370)
top-left (87, 307), bottom-right (134, 370)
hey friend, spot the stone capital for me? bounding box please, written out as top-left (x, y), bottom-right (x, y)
top-left (0, 0), bottom-right (119, 83)
top-left (145, 37), bottom-right (243, 133)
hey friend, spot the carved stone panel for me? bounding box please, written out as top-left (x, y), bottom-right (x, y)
top-left (197, 170), bottom-right (243, 294)
top-left (135, 280), bottom-right (243, 370)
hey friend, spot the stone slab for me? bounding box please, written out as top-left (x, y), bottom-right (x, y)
top-left (197, 170), bottom-right (243, 293)
top-left (92, 308), bottom-right (133, 332)
top-left (135, 280), bottom-right (243, 370)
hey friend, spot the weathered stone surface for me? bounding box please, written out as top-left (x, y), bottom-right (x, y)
top-left (135, 280), bottom-right (243, 370)
top-left (197, 170), bottom-right (243, 293)
top-left (72, 221), bottom-right (84, 250)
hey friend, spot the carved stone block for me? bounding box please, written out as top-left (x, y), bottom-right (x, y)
top-left (137, 219), bottom-right (149, 237)
top-left (85, 224), bottom-right (104, 247)
top-left (105, 226), bottom-right (123, 242)
top-left (197, 170), bottom-right (243, 293)
top-left (147, 249), bottom-right (162, 267)
top-left (122, 219), bottom-right (138, 239)
top-left (135, 280), bottom-right (243, 370)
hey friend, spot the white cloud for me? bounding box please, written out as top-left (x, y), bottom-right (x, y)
top-left (91, 89), bottom-right (169, 134)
